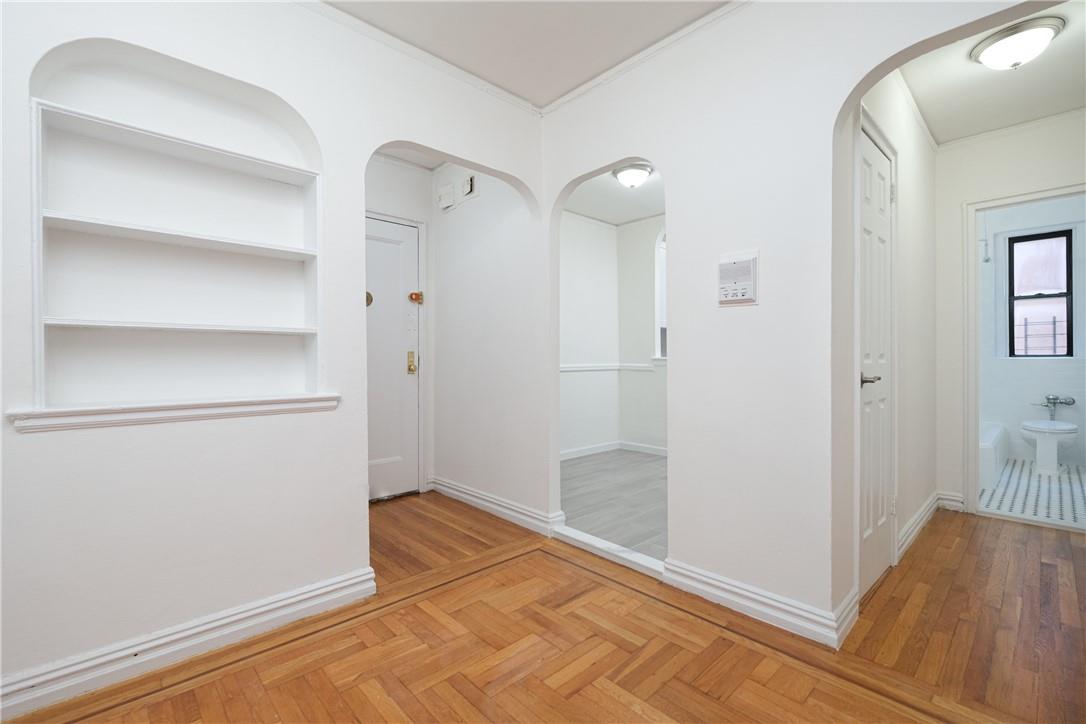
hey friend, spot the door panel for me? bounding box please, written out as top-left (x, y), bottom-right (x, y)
top-left (366, 216), bottom-right (420, 499)
top-left (858, 131), bottom-right (895, 596)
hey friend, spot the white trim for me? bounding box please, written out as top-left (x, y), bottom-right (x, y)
top-left (939, 106), bottom-right (1086, 150)
top-left (0, 567), bottom-right (375, 718)
top-left (562, 210), bottom-right (619, 230)
top-left (303, 0), bottom-right (750, 118)
top-left (540, 2), bottom-right (750, 114)
top-left (7, 394), bottom-right (340, 433)
top-left (560, 441), bottom-right (621, 460)
top-left (552, 526), bottom-right (664, 579)
top-left (299, 1), bottom-right (541, 117)
top-left (370, 152), bottom-right (437, 173)
top-left (559, 441), bottom-right (667, 460)
top-left (42, 209), bottom-right (317, 262)
top-left (619, 441), bottom-right (667, 456)
top-left (560, 363), bottom-right (620, 373)
top-left (936, 491), bottom-right (966, 511)
top-left (897, 491), bottom-right (938, 560)
top-left (42, 317), bottom-right (317, 336)
top-left (430, 477), bottom-right (565, 535)
top-left (890, 71), bottom-right (937, 152)
top-left (559, 363), bottom-right (655, 373)
top-left (663, 558), bottom-right (857, 648)
top-left (832, 588), bottom-right (861, 649)
top-left (39, 101), bottom-right (318, 184)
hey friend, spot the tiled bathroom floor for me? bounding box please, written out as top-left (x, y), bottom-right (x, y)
top-left (979, 458), bottom-right (1086, 531)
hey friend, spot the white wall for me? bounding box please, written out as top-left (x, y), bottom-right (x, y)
top-left (428, 164), bottom-right (549, 511)
top-left (560, 212), bottom-right (620, 456)
top-left (366, 154), bottom-right (434, 224)
top-left (860, 71), bottom-right (938, 532)
top-left (559, 211), bottom-right (666, 457)
top-left (542, 1), bottom-right (1018, 627)
top-left (2, 2), bottom-right (541, 712)
top-left (935, 109), bottom-right (1086, 504)
top-left (978, 194), bottom-right (1086, 463)
top-left (1, 2), bottom-right (1036, 704)
top-left (618, 215), bottom-right (667, 452)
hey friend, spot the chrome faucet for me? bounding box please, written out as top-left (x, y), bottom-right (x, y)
top-left (1035, 394), bottom-right (1076, 420)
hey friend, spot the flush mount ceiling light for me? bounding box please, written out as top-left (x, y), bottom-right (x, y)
top-left (970, 16), bottom-right (1065, 70)
top-left (612, 163), bottom-right (653, 188)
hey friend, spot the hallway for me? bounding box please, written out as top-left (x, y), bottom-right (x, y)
top-left (24, 494), bottom-right (1084, 723)
top-left (561, 449), bottom-right (668, 560)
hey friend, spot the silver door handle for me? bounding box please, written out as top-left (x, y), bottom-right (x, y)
top-left (860, 374), bottom-right (882, 387)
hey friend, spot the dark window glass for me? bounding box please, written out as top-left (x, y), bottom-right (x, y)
top-left (1009, 230), bottom-right (1072, 357)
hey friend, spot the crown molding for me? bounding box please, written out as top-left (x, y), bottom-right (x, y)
top-left (303, 1), bottom-right (750, 118)
top-left (540, 1), bottom-right (751, 115)
top-left (298, 1), bottom-right (542, 117)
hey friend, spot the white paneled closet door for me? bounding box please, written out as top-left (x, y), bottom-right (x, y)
top-left (365, 216), bottom-right (421, 499)
top-left (858, 130), bottom-right (896, 597)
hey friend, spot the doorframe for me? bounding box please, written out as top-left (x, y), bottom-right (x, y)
top-left (854, 106), bottom-right (901, 600)
top-left (364, 209), bottom-right (428, 494)
top-left (960, 182), bottom-right (1086, 514)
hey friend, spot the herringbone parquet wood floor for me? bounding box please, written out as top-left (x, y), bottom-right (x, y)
top-left (17, 493), bottom-right (1085, 723)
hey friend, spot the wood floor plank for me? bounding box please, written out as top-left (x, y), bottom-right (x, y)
top-left (15, 497), bottom-right (1085, 724)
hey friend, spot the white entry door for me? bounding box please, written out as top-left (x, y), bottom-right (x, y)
top-left (858, 131), bottom-right (895, 596)
top-left (366, 216), bottom-right (421, 500)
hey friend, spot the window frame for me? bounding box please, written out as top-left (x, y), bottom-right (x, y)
top-left (1008, 228), bottom-right (1073, 357)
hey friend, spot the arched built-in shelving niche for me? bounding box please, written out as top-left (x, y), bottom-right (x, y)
top-left (18, 40), bottom-right (332, 426)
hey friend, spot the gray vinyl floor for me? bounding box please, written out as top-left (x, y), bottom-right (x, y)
top-left (560, 449), bottom-right (667, 560)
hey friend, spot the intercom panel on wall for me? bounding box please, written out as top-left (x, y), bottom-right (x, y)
top-left (718, 250), bottom-right (758, 306)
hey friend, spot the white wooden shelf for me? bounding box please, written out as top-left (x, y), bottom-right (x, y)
top-left (43, 317), bottom-right (317, 336)
top-left (43, 210), bottom-right (316, 262)
top-left (7, 394), bottom-right (340, 433)
top-left (40, 102), bottom-right (318, 186)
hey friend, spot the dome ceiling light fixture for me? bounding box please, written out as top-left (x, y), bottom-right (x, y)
top-left (612, 163), bottom-right (653, 189)
top-left (970, 16), bottom-right (1065, 71)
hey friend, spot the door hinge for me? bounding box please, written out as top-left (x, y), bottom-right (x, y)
top-left (889, 183), bottom-right (897, 204)
top-left (891, 497), bottom-right (897, 517)
top-left (409, 291), bottom-right (424, 305)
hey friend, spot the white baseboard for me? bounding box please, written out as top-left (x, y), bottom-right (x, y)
top-left (831, 587), bottom-right (860, 647)
top-left (559, 441), bottom-right (667, 460)
top-left (560, 441), bottom-right (621, 460)
top-left (936, 491), bottom-right (965, 511)
top-left (0, 568), bottom-right (376, 718)
top-left (897, 491), bottom-right (938, 560)
top-left (663, 558), bottom-right (855, 648)
top-left (430, 477), bottom-right (564, 535)
top-left (619, 441), bottom-right (667, 456)
top-left (552, 525), bottom-right (664, 579)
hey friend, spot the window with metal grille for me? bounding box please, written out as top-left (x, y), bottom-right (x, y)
top-left (1009, 229), bottom-right (1072, 356)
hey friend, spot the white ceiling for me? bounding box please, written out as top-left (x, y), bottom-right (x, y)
top-left (328, 1), bottom-right (724, 108)
top-left (900, 1), bottom-right (1085, 143)
top-left (565, 167), bottom-right (665, 225)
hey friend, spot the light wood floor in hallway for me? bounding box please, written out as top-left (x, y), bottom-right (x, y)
top-left (19, 494), bottom-right (1084, 723)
